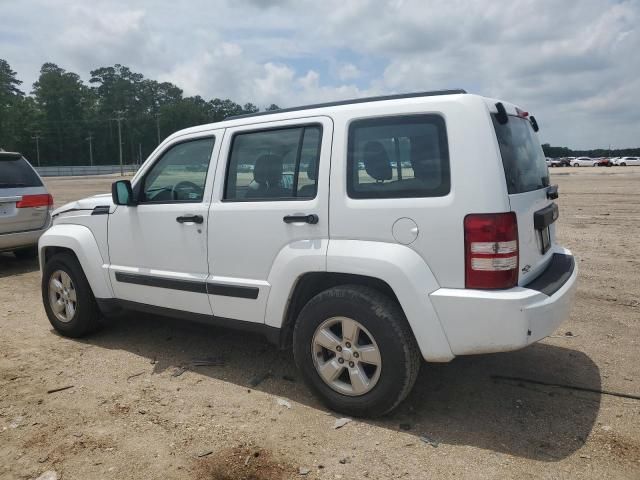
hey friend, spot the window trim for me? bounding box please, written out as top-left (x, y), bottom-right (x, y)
top-left (222, 122), bottom-right (324, 203)
top-left (135, 135), bottom-right (216, 205)
top-left (346, 113), bottom-right (451, 200)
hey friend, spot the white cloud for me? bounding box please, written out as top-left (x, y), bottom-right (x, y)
top-left (337, 63), bottom-right (360, 81)
top-left (1, 0), bottom-right (639, 148)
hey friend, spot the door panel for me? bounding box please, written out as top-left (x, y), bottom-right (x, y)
top-left (207, 117), bottom-right (333, 323)
top-left (108, 131), bottom-right (223, 314)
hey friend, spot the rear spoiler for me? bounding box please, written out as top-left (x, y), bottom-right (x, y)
top-left (0, 152), bottom-right (23, 160)
top-left (494, 102), bottom-right (540, 132)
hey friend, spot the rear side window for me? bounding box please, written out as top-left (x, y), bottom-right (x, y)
top-left (0, 157), bottom-right (43, 188)
top-left (492, 116), bottom-right (549, 194)
top-left (224, 125), bottom-right (322, 201)
top-left (347, 115), bottom-right (450, 199)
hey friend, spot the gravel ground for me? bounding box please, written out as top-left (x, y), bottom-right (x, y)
top-left (1, 168), bottom-right (639, 479)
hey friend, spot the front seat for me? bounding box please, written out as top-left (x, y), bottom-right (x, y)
top-left (245, 154), bottom-right (287, 199)
top-left (363, 141), bottom-right (392, 183)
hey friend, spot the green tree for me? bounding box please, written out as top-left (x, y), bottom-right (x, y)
top-left (32, 63), bottom-right (91, 165)
top-left (0, 59), bottom-right (25, 151)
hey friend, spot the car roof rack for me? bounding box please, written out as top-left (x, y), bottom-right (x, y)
top-left (226, 89), bottom-right (467, 120)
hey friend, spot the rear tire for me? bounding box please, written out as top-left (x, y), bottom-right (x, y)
top-left (293, 285), bottom-right (421, 417)
top-left (42, 252), bottom-right (101, 337)
top-left (14, 246), bottom-right (38, 259)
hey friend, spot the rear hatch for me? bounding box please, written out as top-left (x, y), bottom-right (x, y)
top-left (0, 154), bottom-right (50, 235)
top-left (491, 112), bottom-right (557, 285)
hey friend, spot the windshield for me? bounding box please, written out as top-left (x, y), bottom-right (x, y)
top-left (0, 156), bottom-right (43, 188)
top-left (492, 116), bottom-right (549, 194)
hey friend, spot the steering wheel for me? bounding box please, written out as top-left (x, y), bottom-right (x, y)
top-left (172, 181), bottom-right (203, 200)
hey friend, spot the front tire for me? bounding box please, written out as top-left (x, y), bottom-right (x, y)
top-left (620, 162), bottom-right (627, 166)
top-left (573, 163), bottom-right (580, 167)
top-left (42, 252), bottom-right (101, 337)
top-left (293, 285), bottom-right (421, 417)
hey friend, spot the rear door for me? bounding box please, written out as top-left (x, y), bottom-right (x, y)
top-left (0, 155), bottom-right (50, 234)
top-left (207, 117), bottom-right (332, 324)
top-left (492, 114), bottom-right (556, 284)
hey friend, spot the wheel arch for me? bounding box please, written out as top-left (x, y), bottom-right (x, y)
top-left (270, 240), bottom-right (455, 362)
top-left (39, 224), bottom-right (113, 299)
top-left (277, 272), bottom-right (400, 350)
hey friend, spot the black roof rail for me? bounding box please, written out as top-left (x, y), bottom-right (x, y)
top-left (225, 89), bottom-right (467, 120)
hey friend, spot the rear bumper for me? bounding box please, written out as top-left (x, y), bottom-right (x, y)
top-left (0, 219), bottom-right (51, 252)
top-left (430, 248), bottom-right (578, 356)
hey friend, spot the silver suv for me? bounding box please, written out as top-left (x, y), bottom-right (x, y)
top-left (0, 152), bottom-right (53, 258)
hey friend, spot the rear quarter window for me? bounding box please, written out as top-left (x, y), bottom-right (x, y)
top-left (0, 157), bottom-right (43, 188)
top-left (347, 114), bottom-right (450, 199)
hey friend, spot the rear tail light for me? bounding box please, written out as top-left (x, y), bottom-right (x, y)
top-left (464, 213), bottom-right (518, 289)
top-left (16, 194), bottom-right (53, 208)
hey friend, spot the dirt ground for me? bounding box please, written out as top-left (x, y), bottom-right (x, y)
top-left (1, 168), bottom-right (639, 479)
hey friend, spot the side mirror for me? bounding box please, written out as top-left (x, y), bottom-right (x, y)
top-left (111, 180), bottom-right (136, 206)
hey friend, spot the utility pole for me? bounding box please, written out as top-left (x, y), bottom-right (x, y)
top-left (154, 112), bottom-right (161, 145)
top-left (138, 143), bottom-right (142, 166)
top-left (86, 133), bottom-right (94, 166)
top-left (31, 133), bottom-right (42, 166)
top-left (113, 112), bottom-right (124, 176)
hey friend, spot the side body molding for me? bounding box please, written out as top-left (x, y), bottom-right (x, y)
top-left (326, 240), bottom-right (454, 362)
top-left (38, 224), bottom-right (114, 299)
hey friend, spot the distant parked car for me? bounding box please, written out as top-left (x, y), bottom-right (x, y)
top-left (571, 157), bottom-right (598, 167)
top-left (0, 152), bottom-right (53, 258)
top-left (546, 158), bottom-right (562, 167)
top-left (595, 157), bottom-right (612, 167)
top-left (614, 156), bottom-right (640, 166)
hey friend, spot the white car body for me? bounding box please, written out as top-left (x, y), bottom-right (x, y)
top-left (571, 157), bottom-right (598, 167)
top-left (40, 91), bottom-right (577, 361)
top-left (614, 156), bottom-right (640, 166)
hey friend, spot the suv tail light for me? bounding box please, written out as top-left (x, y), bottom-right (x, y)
top-left (16, 194), bottom-right (53, 208)
top-left (464, 213), bottom-right (518, 289)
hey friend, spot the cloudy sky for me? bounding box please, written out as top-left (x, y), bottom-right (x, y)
top-left (2, 0), bottom-right (639, 148)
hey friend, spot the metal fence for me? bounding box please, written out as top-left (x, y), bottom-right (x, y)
top-left (35, 165), bottom-right (140, 177)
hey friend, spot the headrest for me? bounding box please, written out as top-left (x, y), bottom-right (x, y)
top-left (253, 154), bottom-right (283, 185)
top-left (363, 141), bottom-right (392, 181)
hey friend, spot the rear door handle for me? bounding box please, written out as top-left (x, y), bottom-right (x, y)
top-left (176, 214), bottom-right (204, 224)
top-left (283, 214), bottom-right (319, 224)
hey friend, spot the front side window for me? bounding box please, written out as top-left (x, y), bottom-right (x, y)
top-left (141, 137), bottom-right (215, 203)
top-left (224, 125), bottom-right (322, 201)
top-left (347, 115), bottom-right (450, 199)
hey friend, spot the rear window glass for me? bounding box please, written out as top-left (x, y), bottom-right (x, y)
top-left (492, 116), bottom-right (549, 194)
top-left (0, 157), bottom-right (43, 188)
top-left (347, 115), bottom-right (450, 199)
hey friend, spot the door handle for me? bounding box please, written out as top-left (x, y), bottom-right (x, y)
top-left (176, 214), bottom-right (204, 224)
top-left (283, 214), bottom-right (319, 224)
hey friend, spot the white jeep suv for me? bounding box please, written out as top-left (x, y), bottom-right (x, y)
top-left (39, 91), bottom-right (577, 416)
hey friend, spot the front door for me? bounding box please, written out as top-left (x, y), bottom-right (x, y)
top-left (207, 117), bottom-right (332, 324)
top-left (108, 131), bottom-right (223, 315)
